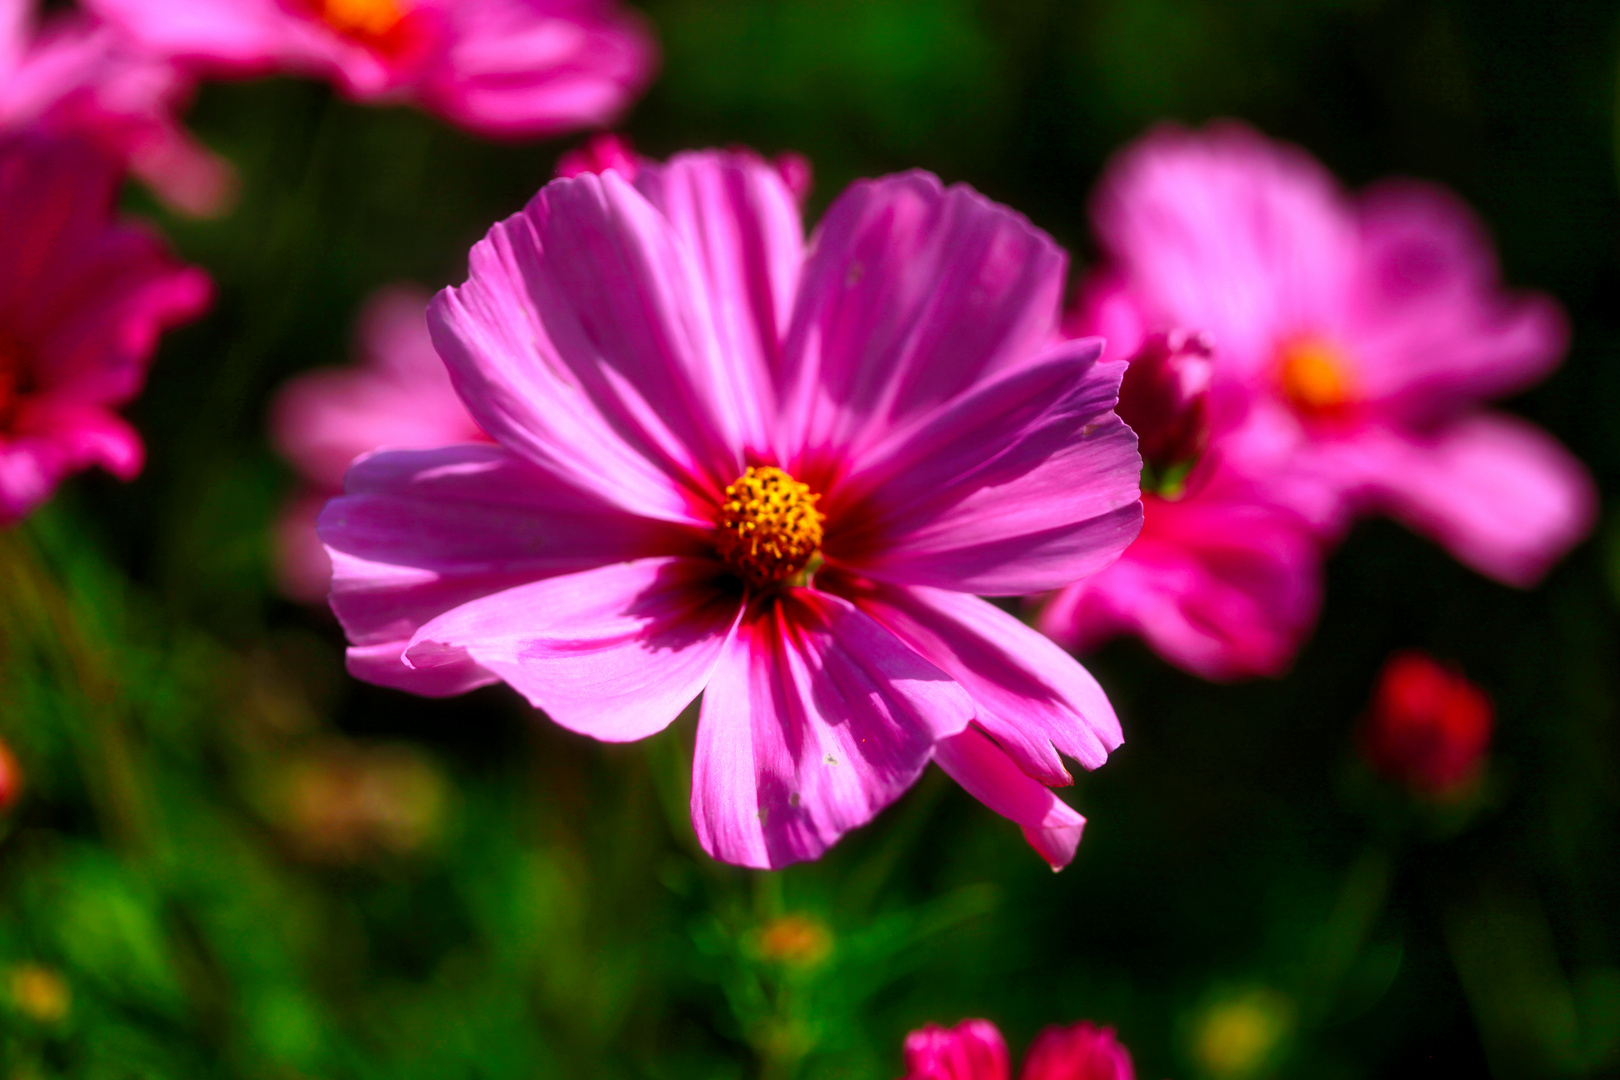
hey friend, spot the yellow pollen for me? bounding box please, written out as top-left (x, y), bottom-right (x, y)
top-left (715, 466), bottom-right (825, 588)
top-left (1278, 337), bottom-right (1356, 418)
top-left (313, 0), bottom-right (406, 38)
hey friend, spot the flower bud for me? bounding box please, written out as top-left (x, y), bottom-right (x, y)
top-left (556, 132), bottom-right (641, 181)
top-left (1022, 1021), bottom-right (1135, 1080)
top-left (1361, 650), bottom-right (1492, 797)
top-left (1114, 330), bottom-right (1214, 494)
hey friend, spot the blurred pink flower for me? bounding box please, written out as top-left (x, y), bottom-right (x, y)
top-left (83, 0), bottom-right (657, 139)
top-left (270, 285), bottom-right (487, 601)
top-left (1043, 122), bottom-right (1595, 681)
top-left (0, 0), bottom-right (234, 217)
top-left (0, 131), bottom-right (210, 525)
top-left (1087, 122), bottom-right (1594, 587)
top-left (319, 149), bottom-right (1142, 868)
top-left (901, 1019), bottom-right (1134, 1080)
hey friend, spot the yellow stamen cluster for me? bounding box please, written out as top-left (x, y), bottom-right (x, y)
top-left (313, 0), bottom-right (406, 38)
top-left (1278, 337), bottom-right (1356, 419)
top-left (715, 466), bottom-right (825, 588)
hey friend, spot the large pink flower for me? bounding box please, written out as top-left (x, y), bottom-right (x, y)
top-left (1086, 122), bottom-right (1594, 587)
top-left (319, 149), bottom-right (1142, 868)
top-left (271, 284), bottom-right (487, 601)
top-left (0, 0), bottom-right (234, 216)
top-left (0, 130), bottom-right (210, 524)
top-left (83, 0), bottom-right (657, 139)
top-left (901, 1018), bottom-right (1135, 1080)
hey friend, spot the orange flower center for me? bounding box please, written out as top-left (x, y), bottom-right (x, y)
top-left (715, 466), bottom-right (825, 589)
top-left (1277, 337), bottom-right (1356, 419)
top-left (309, 0), bottom-right (407, 39)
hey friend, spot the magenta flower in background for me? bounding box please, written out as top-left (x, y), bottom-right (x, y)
top-left (1087, 122), bottom-right (1594, 586)
top-left (319, 148), bottom-right (1142, 868)
top-left (270, 284), bottom-right (487, 602)
top-left (901, 1018), bottom-right (1135, 1080)
top-left (0, 130), bottom-right (210, 525)
top-left (1043, 121), bottom-right (1596, 681)
top-left (83, 0), bottom-right (657, 139)
top-left (1041, 314), bottom-right (1324, 681)
top-left (0, 0), bottom-right (234, 217)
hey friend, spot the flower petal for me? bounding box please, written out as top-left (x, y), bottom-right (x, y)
top-left (902, 1020), bottom-right (1012, 1080)
top-left (828, 575), bottom-right (1119, 785)
top-left (422, 0), bottom-right (657, 137)
top-left (1091, 122), bottom-right (1358, 381)
top-left (407, 556), bottom-right (741, 742)
top-left (934, 726), bottom-right (1086, 871)
top-left (777, 170), bottom-right (1067, 473)
top-left (1042, 486), bottom-right (1324, 681)
top-left (827, 340), bottom-right (1142, 594)
top-left (320, 444), bottom-right (698, 696)
top-left (1330, 415), bottom-right (1596, 587)
top-left (429, 170), bottom-right (764, 523)
top-left (691, 589), bottom-right (974, 869)
top-left (632, 149), bottom-right (804, 444)
top-left (1347, 181), bottom-right (1569, 419)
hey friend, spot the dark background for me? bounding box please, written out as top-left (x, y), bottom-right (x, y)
top-left (2, 1), bottom-right (1618, 1077)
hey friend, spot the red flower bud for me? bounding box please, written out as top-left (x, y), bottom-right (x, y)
top-left (1361, 650), bottom-right (1492, 797)
top-left (1115, 330), bottom-right (1214, 488)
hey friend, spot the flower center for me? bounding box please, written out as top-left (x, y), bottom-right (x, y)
top-left (1277, 337), bottom-right (1356, 419)
top-left (309, 0), bottom-right (407, 39)
top-left (715, 466), bottom-right (826, 589)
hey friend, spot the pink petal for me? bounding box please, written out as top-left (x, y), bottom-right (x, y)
top-left (828, 574), bottom-right (1119, 785)
top-left (827, 340), bottom-right (1142, 595)
top-left (421, 0), bottom-right (657, 137)
top-left (429, 170), bottom-right (770, 524)
top-left (632, 149), bottom-right (804, 437)
top-left (0, 407), bottom-right (142, 523)
top-left (1346, 180), bottom-right (1568, 420)
top-left (1091, 122), bottom-right (1358, 382)
top-left (1331, 415), bottom-right (1596, 587)
top-left (776, 170), bottom-right (1068, 472)
top-left (320, 444), bottom-right (699, 696)
top-left (691, 590), bottom-right (974, 869)
top-left (901, 1020), bottom-right (1011, 1080)
top-left (934, 726), bottom-right (1086, 871)
top-left (406, 556), bottom-right (742, 742)
top-left (1042, 484), bottom-right (1325, 681)
top-left (272, 285), bottom-right (483, 490)
top-left (82, 0), bottom-right (344, 78)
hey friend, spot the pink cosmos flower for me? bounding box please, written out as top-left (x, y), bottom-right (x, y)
top-left (0, 0), bottom-right (234, 217)
top-left (318, 148), bottom-right (1142, 868)
top-left (0, 130), bottom-right (211, 524)
top-left (1042, 122), bottom-right (1595, 680)
top-left (83, 0), bottom-right (657, 140)
top-left (901, 1018), bottom-right (1135, 1080)
top-left (1040, 315), bottom-right (1324, 681)
top-left (270, 284), bottom-right (487, 601)
top-left (1084, 122), bottom-right (1594, 586)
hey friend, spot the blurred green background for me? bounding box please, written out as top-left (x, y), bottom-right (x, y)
top-left (2, 0), bottom-right (1619, 1077)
